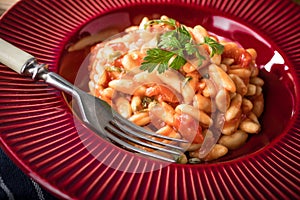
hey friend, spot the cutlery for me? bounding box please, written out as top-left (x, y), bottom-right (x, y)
top-left (0, 38), bottom-right (189, 162)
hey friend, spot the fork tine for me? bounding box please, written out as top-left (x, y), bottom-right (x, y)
top-left (113, 112), bottom-right (189, 143)
top-left (106, 124), bottom-right (182, 156)
top-left (107, 121), bottom-right (184, 153)
top-left (103, 127), bottom-right (179, 162)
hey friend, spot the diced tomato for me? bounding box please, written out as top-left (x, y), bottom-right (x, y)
top-left (145, 85), bottom-right (179, 103)
top-left (113, 56), bottom-right (124, 68)
top-left (174, 113), bottom-right (204, 144)
top-left (222, 44), bottom-right (252, 68)
top-left (239, 50), bottom-right (252, 68)
top-left (94, 87), bottom-right (102, 97)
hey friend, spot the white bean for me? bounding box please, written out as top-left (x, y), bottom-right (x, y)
top-left (220, 64), bottom-right (228, 72)
top-left (250, 77), bottom-right (264, 86)
top-left (251, 67), bottom-right (259, 77)
top-left (210, 54), bottom-right (221, 65)
top-left (252, 94), bottom-right (264, 117)
top-left (246, 84), bottom-right (256, 96)
top-left (204, 144), bottom-right (228, 161)
top-left (175, 104), bottom-right (213, 127)
top-left (189, 143), bottom-right (203, 151)
top-left (228, 68), bottom-right (251, 79)
top-left (121, 52), bottom-right (142, 70)
top-left (242, 98), bottom-right (253, 114)
top-left (181, 81), bottom-right (196, 104)
top-left (131, 96), bottom-right (142, 113)
top-left (222, 113), bottom-right (241, 135)
top-left (138, 17), bottom-right (149, 29)
top-left (149, 102), bottom-right (175, 126)
top-left (247, 112), bottom-right (259, 124)
top-left (155, 125), bottom-right (181, 143)
top-left (129, 112), bottom-right (150, 126)
top-left (209, 64), bottom-right (236, 93)
top-left (229, 74), bottom-right (247, 96)
top-left (109, 79), bottom-right (135, 94)
top-left (202, 79), bottom-right (217, 98)
top-left (239, 118), bottom-right (260, 134)
top-left (215, 89), bottom-right (230, 112)
top-left (193, 93), bottom-right (212, 113)
top-left (115, 97), bottom-right (132, 119)
top-left (157, 70), bottom-right (194, 103)
top-left (218, 130), bottom-right (248, 150)
top-left (222, 58), bottom-right (235, 66)
top-left (256, 86), bottom-right (263, 96)
top-left (192, 25), bottom-right (208, 43)
top-left (225, 94), bottom-right (242, 121)
top-left (133, 70), bottom-right (162, 84)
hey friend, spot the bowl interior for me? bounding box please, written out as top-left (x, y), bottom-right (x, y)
top-left (59, 4), bottom-right (297, 163)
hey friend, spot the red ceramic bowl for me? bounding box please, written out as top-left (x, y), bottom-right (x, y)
top-left (0, 0), bottom-right (299, 199)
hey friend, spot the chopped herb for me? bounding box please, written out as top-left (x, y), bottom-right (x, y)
top-left (140, 48), bottom-right (177, 73)
top-left (183, 76), bottom-right (192, 87)
top-left (202, 73), bottom-right (210, 79)
top-left (189, 158), bottom-right (202, 164)
top-left (108, 51), bottom-right (122, 62)
top-left (203, 36), bottom-right (224, 57)
top-left (141, 18), bottom-right (205, 74)
top-left (144, 18), bottom-right (177, 29)
top-left (176, 153), bottom-right (188, 164)
top-left (141, 18), bottom-right (224, 74)
top-left (141, 96), bottom-right (155, 108)
top-left (169, 54), bottom-right (186, 71)
top-left (105, 65), bottom-right (124, 72)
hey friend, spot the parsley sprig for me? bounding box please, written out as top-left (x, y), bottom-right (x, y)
top-left (140, 48), bottom-right (181, 73)
top-left (144, 18), bottom-right (177, 29)
top-left (203, 36), bottom-right (224, 57)
top-left (140, 18), bottom-right (224, 74)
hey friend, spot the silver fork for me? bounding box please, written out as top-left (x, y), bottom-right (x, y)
top-left (0, 38), bottom-right (188, 162)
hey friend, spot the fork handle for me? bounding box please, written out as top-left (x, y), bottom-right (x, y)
top-left (0, 38), bottom-right (35, 74)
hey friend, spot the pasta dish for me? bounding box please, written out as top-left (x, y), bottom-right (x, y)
top-left (88, 16), bottom-right (264, 163)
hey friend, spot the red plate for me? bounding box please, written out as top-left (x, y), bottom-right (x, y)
top-left (0, 0), bottom-right (299, 199)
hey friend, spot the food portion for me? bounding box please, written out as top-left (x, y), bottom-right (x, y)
top-left (88, 16), bottom-right (264, 163)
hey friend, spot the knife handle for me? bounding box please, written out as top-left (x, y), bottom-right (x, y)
top-left (0, 38), bottom-right (35, 74)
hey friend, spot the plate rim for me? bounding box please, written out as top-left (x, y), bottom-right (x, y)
top-left (0, 0), bottom-right (299, 199)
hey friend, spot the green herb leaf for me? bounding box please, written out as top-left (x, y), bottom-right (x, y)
top-left (203, 36), bottom-right (224, 57)
top-left (142, 23), bottom-right (204, 73)
top-left (140, 48), bottom-right (175, 73)
top-left (141, 97), bottom-right (156, 109)
top-left (177, 25), bottom-right (191, 40)
top-left (185, 43), bottom-right (197, 55)
top-left (144, 18), bottom-right (177, 29)
top-left (141, 18), bottom-right (224, 74)
top-left (169, 55), bottom-right (186, 70)
top-left (141, 48), bottom-right (187, 73)
top-left (159, 31), bottom-right (182, 50)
